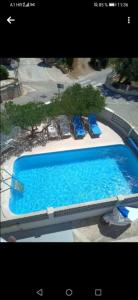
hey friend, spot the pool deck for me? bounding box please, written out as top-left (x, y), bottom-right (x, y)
top-left (72, 214), bottom-right (138, 242)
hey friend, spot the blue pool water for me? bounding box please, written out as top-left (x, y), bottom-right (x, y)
top-left (9, 144), bottom-right (138, 215)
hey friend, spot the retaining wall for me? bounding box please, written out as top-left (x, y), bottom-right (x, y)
top-left (0, 79), bottom-right (23, 102)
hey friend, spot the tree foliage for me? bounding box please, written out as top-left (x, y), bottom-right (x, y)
top-left (0, 65), bottom-right (9, 80)
top-left (52, 83), bottom-right (105, 115)
top-left (1, 84), bottom-right (105, 136)
top-left (109, 58), bottom-right (138, 82)
top-left (4, 102), bottom-right (49, 137)
top-left (0, 111), bottom-right (12, 134)
top-left (56, 58), bottom-right (73, 70)
top-left (130, 58), bottom-right (138, 81)
top-left (89, 58), bottom-right (109, 70)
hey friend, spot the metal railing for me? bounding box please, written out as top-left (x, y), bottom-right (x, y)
top-left (0, 168), bottom-right (24, 193)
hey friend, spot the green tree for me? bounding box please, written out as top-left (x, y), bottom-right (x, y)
top-left (66, 58), bottom-right (73, 69)
top-left (130, 58), bottom-right (138, 81)
top-left (0, 65), bottom-right (9, 80)
top-left (109, 58), bottom-right (135, 82)
top-left (4, 101), bottom-right (50, 138)
top-left (100, 58), bottom-right (109, 68)
top-left (109, 58), bottom-right (138, 83)
top-left (52, 84), bottom-right (105, 115)
top-left (55, 58), bottom-right (73, 70)
top-left (89, 58), bottom-right (109, 70)
top-left (0, 111), bottom-right (12, 134)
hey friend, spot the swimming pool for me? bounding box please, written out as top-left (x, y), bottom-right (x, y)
top-left (9, 144), bottom-right (138, 215)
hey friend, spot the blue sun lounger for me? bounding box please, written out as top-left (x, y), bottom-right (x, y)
top-left (72, 115), bottom-right (86, 138)
top-left (88, 114), bottom-right (102, 137)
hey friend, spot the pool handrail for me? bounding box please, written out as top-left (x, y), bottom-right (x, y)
top-left (0, 168), bottom-right (24, 193)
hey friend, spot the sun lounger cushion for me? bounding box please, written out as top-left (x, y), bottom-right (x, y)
top-left (117, 206), bottom-right (129, 218)
top-left (72, 116), bottom-right (85, 137)
top-left (88, 114), bottom-right (102, 136)
top-left (91, 124), bottom-right (102, 135)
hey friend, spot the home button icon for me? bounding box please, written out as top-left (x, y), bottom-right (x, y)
top-left (65, 289), bottom-right (73, 296)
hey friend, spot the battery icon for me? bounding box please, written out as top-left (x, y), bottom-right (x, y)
top-left (109, 3), bottom-right (115, 6)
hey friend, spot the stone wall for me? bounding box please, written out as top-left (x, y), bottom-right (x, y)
top-left (0, 79), bottom-right (22, 102)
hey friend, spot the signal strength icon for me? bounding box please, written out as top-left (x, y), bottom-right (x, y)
top-left (25, 3), bottom-right (30, 7)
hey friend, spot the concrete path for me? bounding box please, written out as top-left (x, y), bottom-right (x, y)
top-left (73, 216), bottom-right (138, 242)
top-left (112, 236), bottom-right (138, 242)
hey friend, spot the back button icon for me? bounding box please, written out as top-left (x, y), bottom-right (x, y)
top-left (36, 289), bottom-right (43, 296)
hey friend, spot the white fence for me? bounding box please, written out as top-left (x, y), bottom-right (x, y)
top-left (98, 107), bottom-right (138, 146)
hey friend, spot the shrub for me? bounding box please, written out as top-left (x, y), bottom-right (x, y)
top-left (0, 65), bottom-right (9, 80)
top-left (53, 83), bottom-right (105, 115)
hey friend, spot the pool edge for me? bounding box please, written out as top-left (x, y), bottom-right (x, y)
top-left (1, 193), bottom-right (138, 235)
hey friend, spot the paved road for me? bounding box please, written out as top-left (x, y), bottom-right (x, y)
top-left (8, 58), bottom-right (138, 132)
top-left (13, 60), bottom-right (112, 105)
top-left (107, 98), bottom-right (138, 132)
top-left (98, 85), bottom-right (138, 132)
top-left (18, 57), bottom-right (73, 84)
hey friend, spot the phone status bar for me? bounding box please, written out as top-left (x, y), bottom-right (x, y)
top-left (93, 2), bottom-right (129, 8)
top-left (9, 2), bottom-right (37, 8)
